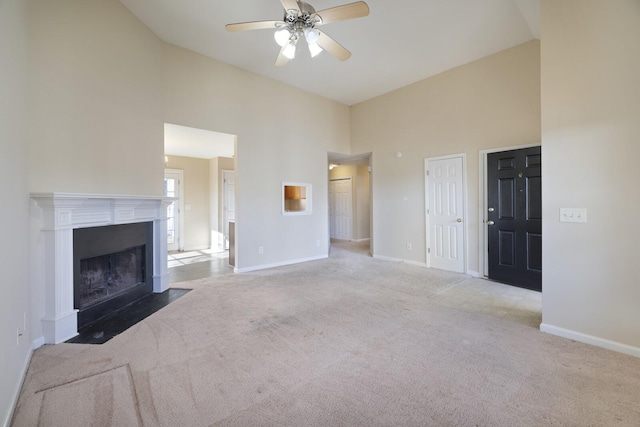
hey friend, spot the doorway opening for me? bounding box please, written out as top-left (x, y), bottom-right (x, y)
top-left (164, 123), bottom-right (237, 274)
top-left (327, 152), bottom-right (372, 254)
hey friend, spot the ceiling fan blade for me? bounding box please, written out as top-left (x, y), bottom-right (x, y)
top-left (313, 1), bottom-right (369, 25)
top-left (317, 31), bottom-right (351, 61)
top-left (280, 0), bottom-right (301, 14)
top-left (225, 20), bottom-right (282, 32)
top-left (275, 46), bottom-right (290, 67)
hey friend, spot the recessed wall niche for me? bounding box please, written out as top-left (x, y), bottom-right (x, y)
top-left (282, 182), bottom-right (312, 215)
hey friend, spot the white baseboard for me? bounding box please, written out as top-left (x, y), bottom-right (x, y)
top-left (373, 254), bottom-right (428, 268)
top-left (467, 270), bottom-right (482, 278)
top-left (235, 254), bottom-right (328, 273)
top-left (2, 347), bottom-right (33, 427)
top-left (32, 336), bottom-right (44, 350)
top-left (540, 323), bottom-right (640, 358)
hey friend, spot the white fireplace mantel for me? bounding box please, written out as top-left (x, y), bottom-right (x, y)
top-left (31, 193), bottom-right (173, 344)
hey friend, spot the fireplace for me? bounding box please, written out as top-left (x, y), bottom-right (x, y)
top-left (74, 222), bottom-right (154, 328)
top-left (31, 193), bottom-right (173, 344)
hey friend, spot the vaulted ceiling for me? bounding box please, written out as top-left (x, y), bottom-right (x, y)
top-left (120, 0), bottom-right (540, 106)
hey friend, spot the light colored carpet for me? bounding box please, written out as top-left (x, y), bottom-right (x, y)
top-left (12, 242), bottom-right (640, 426)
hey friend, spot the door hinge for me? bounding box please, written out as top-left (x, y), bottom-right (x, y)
top-left (426, 170), bottom-right (429, 176)
top-left (427, 248), bottom-right (431, 254)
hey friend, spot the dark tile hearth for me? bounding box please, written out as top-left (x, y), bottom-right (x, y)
top-left (66, 288), bottom-right (190, 344)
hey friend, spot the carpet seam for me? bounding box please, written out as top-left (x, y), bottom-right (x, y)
top-left (33, 364), bottom-right (130, 394)
top-left (125, 363), bottom-right (144, 427)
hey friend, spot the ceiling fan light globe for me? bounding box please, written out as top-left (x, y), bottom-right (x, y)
top-left (308, 42), bottom-right (322, 57)
top-left (304, 27), bottom-right (320, 44)
top-left (274, 28), bottom-right (291, 47)
top-left (283, 43), bottom-right (296, 59)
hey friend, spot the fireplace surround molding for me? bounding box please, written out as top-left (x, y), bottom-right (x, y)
top-left (31, 193), bottom-right (173, 345)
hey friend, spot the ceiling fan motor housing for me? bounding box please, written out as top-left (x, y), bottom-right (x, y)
top-left (285, 2), bottom-right (320, 27)
top-left (279, 1), bottom-right (322, 52)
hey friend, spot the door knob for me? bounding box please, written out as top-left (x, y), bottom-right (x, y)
top-left (487, 220), bottom-right (495, 225)
top-left (488, 207), bottom-right (495, 212)
top-left (456, 218), bottom-right (462, 223)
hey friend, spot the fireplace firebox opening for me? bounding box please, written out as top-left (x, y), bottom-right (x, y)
top-left (78, 245), bottom-right (146, 308)
top-left (74, 222), bottom-right (154, 329)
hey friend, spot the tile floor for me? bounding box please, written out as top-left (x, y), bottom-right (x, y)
top-left (168, 248), bottom-right (233, 283)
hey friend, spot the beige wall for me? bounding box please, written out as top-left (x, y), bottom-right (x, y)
top-left (165, 156), bottom-right (210, 250)
top-left (0, 0), bottom-right (31, 424)
top-left (163, 44), bottom-right (351, 270)
top-left (329, 165), bottom-right (371, 241)
top-left (28, 0), bottom-right (164, 196)
top-left (541, 0), bottom-right (640, 352)
top-left (351, 40), bottom-right (541, 271)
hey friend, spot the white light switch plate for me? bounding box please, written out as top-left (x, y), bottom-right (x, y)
top-left (560, 208), bottom-right (587, 223)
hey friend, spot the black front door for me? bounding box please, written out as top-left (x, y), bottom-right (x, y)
top-left (487, 146), bottom-right (541, 291)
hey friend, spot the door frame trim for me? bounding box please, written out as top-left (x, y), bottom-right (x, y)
top-left (164, 168), bottom-right (184, 252)
top-left (478, 143), bottom-right (541, 277)
top-left (424, 153), bottom-right (468, 273)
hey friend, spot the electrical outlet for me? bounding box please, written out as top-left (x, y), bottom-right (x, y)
top-left (407, 243), bottom-right (412, 251)
top-left (258, 246), bottom-right (264, 254)
top-left (316, 240), bottom-right (320, 247)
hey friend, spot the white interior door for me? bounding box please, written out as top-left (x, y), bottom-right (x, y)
top-left (164, 169), bottom-right (183, 252)
top-left (426, 156), bottom-right (465, 273)
top-left (222, 170), bottom-right (235, 250)
top-left (329, 178), bottom-right (352, 240)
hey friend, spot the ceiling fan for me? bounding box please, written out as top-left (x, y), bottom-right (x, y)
top-left (226, 0), bottom-right (370, 66)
